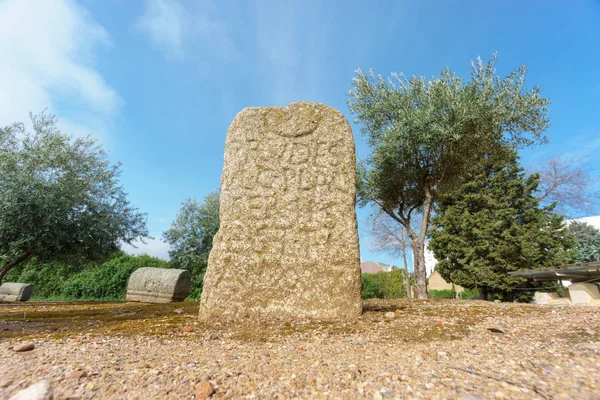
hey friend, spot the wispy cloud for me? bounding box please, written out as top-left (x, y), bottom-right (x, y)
top-left (0, 0), bottom-right (121, 141)
top-left (135, 0), bottom-right (186, 60)
top-left (135, 0), bottom-right (237, 63)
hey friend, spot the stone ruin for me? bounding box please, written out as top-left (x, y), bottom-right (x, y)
top-left (0, 282), bottom-right (33, 302)
top-left (126, 267), bottom-right (191, 303)
top-left (199, 102), bottom-right (362, 321)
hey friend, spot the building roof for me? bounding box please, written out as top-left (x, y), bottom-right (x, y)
top-left (360, 261), bottom-right (397, 274)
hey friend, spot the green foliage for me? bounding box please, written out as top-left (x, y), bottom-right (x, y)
top-left (568, 222), bottom-right (600, 263)
top-left (428, 289), bottom-right (456, 299)
top-left (61, 254), bottom-right (168, 300)
top-left (0, 112), bottom-right (148, 281)
top-left (361, 269), bottom-right (407, 299)
top-left (459, 288), bottom-right (480, 300)
top-left (163, 190), bottom-right (220, 298)
top-left (361, 274), bottom-right (381, 299)
top-left (6, 253), bottom-right (168, 300)
top-left (348, 55), bottom-right (550, 298)
top-left (428, 151), bottom-right (575, 302)
top-left (4, 258), bottom-right (86, 298)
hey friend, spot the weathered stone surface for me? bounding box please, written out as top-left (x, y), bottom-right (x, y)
top-left (8, 380), bottom-right (53, 400)
top-left (533, 291), bottom-right (571, 305)
top-left (12, 342), bottom-right (35, 352)
top-left (0, 283), bottom-right (33, 302)
top-left (199, 102), bottom-right (361, 321)
top-left (126, 268), bottom-right (191, 303)
top-left (569, 282), bottom-right (600, 305)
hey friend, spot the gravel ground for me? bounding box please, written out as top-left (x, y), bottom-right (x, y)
top-left (0, 299), bottom-right (599, 399)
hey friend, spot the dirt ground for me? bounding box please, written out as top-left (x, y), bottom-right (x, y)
top-left (0, 299), bottom-right (598, 400)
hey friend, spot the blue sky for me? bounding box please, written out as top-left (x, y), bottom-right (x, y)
top-left (1, 0), bottom-right (600, 268)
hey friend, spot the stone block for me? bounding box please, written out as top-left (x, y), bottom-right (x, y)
top-left (569, 283), bottom-right (600, 305)
top-left (199, 102), bottom-right (362, 321)
top-left (533, 291), bottom-right (571, 305)
top-left (0, 282), bottom-right (33, 302)
top-left (126, 268), bottom-right (191, 303)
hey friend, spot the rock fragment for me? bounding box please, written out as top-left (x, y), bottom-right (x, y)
top-left (487, 325), bottom-right (506, 333)
top-left (195, 381), bottom-right (214, 399)
top-left (8, 380), bottom-right (53, 400)
top-left (13, 342), bottom-right (34, 352)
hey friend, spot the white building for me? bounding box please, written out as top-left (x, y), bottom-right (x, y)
top-left (424, 242), bottom-right (437, 278)
top-left (565, 215), bottom-right (600, 230)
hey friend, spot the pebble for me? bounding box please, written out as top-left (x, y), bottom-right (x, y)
top-left (8, 380), bottom-right (52, 400)
top-left (487, 325), bottom-right (506, 334)
top-left (358, 338), bottom-right (367, 346)
top-left (384, 312), bottom-right (395, 320)
top-left (70, 370), bottom-right (87, 380)
top-left (174, 309), bottom-right (185, 314)
top-left (196, 381), bottom-right (214, 399)
top-left (286, 345), bottom-right (296, 351)
top-left (182, 326), bottom-right (194, 333)
top-left (13, 342), bottom-right (35, 352)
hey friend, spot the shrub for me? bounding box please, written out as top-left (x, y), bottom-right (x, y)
top-left (4, 258), bottom-right (86, 298)
top-left (61, 254), bottom-right (169, 300)
top-left (5, 253), bottom-right (170, 300)
top-left (428, 289), bottom-right (456, 299)
top-left (361, 269), bottom-right (407, 299)
top-left (459, 288), bottom-right (480, 300)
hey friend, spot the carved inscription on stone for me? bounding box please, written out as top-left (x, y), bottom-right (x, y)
top-left (199, 102), bottom-right (362, 321)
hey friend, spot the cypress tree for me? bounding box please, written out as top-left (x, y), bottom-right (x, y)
top-left (428, 151), bottom-right (575, 301)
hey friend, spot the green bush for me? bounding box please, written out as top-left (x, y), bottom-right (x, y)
top-left (361, 274), bottom-right (382, 299)
top-left (5, 253), bottom-right (170, 300)
top-left (459, 288), bottom-right (480, 300)
top-left (4, 258), bottom-right (87, 298)
top-left (428, 289), bottom-right (456, 299)
top-left (61, 254), bottom-right (169, 300)
top-left (361, 269), bottom-right (407, 299)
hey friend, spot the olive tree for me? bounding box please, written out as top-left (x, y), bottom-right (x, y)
top-left (163, 190), bottom-right (220, 296)
top-left (348, 55), bottom-right (550, 299)
top-left (0, 112), bottom-right (149, 282)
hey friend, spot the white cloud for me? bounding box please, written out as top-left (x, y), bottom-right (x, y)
top-left (0, 0), bottom-right (121, 138)
top-left (135, 0), bottom-right (237, 63)
top-left (135, 0), bottom-right (185, 60)
top-left (122, 238), bottom-right (171, 260)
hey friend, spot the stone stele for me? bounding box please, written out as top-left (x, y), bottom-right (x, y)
top-left (126, 268), bottom-right (191, 303)
top-left (0, 282), bottom-right (33, 302)
top-left (199, 102), bottom-right (362, 321)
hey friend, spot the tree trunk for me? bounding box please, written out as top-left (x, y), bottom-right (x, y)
top-left (412, 239), bottom-right (428, 299)
top-left (402, 250), bottom-right (411, 298)
top-left (412, 185), bottom-right (435, 300)
top-left (0, 251), bottom-right (32, 284)
top-left (478, 286), bottom-right (488, 301)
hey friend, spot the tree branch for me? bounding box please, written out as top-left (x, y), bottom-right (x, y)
top-left (0, 250), bottom-right (33, 283)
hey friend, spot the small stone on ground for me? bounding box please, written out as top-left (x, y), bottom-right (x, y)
top-left (12, 342), bottom-right (35, 352)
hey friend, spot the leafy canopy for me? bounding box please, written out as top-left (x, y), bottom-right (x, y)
top-left (163, 190), bottom-right (220, 297)
top-left (568, 222), bottom-right (600, 263)
top-left (349, 55), bottom-right (549, 217)
top-left (428, 152), bottom-right (575, 301)
top-left (0, 112), bottom-right (148, 278)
